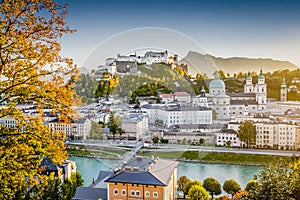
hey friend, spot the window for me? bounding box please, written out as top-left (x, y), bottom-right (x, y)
top-left (122, 189), bottom-right (126, 195)
top-left (136, 190), bottom-right (140, 196)
top-left (153, 192), bottom-right (158, 198)
top-left (114, 189), bottom-right (118, 195)
top-left (131, 190), bottom-right (135, 196)
top-left (145, 191), bottom-right (150, 197)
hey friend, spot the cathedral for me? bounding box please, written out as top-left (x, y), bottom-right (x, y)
top-left (206, 70), bottom-right (268, 121)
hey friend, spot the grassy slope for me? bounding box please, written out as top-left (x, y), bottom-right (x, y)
top-left (138, 151), bottom-right (289, 166)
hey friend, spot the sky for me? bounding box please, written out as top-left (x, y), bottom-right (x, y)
top-left (59, 0), bottom-right (300, 69)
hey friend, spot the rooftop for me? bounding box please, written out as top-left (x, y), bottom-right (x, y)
top-left (141, 104), bottom-right (211, 111)
top-left (74, 187), bottom-right (107, 200)
top-left (230, 99), bottom-right (257, 105)
top-left (160, 93), bottom-right (173, 98)
top-left (105, 171), bottom-right (166, 186)
top-left (39, 158), bottom-right (60, 171)
top-left (48, 117), bottom-right (88, 124)
top-left (174, 91), bottom-right (190, 97)
top-left (227, 93), bottom-right (256, 97)
top-left (220, 129), bottom-right (238, 134)
top-left (150, 159), bottom-right (178, 185)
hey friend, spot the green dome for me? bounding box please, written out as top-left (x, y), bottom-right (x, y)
top-left (209, 79), bottom-right (225, 89)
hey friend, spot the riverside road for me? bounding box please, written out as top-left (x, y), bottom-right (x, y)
top-left (70, 140), bottom-right (300, 157)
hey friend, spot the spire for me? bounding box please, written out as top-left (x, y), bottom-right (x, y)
top-left (258, 68), bottom-right (264, 80)
top-left (281, 77), bottom-right (287, 88)
top-left (246, 70), bottom-right (252, 81)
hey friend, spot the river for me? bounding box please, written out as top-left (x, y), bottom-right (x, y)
top-left (69, 156), bottom-right (262, 191)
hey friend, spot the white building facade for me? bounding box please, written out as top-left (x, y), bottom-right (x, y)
top-left (48, 118), bottom-right (92, 140)
top-left (228, 120), bottom-right (299, 150)
top-left (121, 113), bottom-right (149, 140)
top-left (216, 129), bottom-right (241, 147)
top-left (141, 104), bottom-right (212, 128)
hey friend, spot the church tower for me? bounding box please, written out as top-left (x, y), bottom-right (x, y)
top-left (280, 77), bottom-right (287, 102)
top-left (255, 69), bottom-right (267, 110)
top-left (244, 71), bottom-right (254, 93)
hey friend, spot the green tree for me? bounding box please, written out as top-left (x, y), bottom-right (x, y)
top-left (74, 73), bottom-right (98, 103)
top-left (42, 175), bottom-right (63, 200)
top-left (108, 113), bottom-right (118, 140)
top-left (199, 138), bottom-right (205, 145)
top-left (247, 158), bottom-right (300, 200)
top-left (178, 176), bottom-right (190, 199)
top-left (238, 120), bottom-right (256, 148)
top-left (183, 179), bottom-right (202, 198)
top-left (188, 185), bottom-right (210, 200)
top-left (63, 172), bottom-right (84, 200)
top-left (203, 177), bottom-right (222, 199)
top-left (223, 179), bottom-right (241, 199)
top-left (226, 140), bottom-right (231, 147)
top-left (218, 69), bottom-right (226, 79)
top-left (245, 180), bottom-right (258, 192)
top-left (0, 0), bottom-right (78, 199)
top-left (117, 127), bottom-right (125, 140)
top-left (89, 122), bottom-right (103, 140)
top-left (236, 72), bottom-right (244, 78)
top-left (152, 136), bottom-right (159, 144)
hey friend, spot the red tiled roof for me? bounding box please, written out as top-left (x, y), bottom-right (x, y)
top-left (174, 92), bottom-right (190, 96)
top-left (160, 94), bottom-right (173, 98)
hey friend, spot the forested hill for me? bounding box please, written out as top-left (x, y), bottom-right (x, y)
top-left (74, 64), bottom-right (300, 103)
top-left (180, 51), bottom-right (298, 77)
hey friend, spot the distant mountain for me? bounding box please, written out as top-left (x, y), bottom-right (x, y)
top-left (179, 51), bottom-right (298, 77)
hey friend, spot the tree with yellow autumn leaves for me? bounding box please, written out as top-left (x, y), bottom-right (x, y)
top-left (0, 0), bottom-right (78, 199)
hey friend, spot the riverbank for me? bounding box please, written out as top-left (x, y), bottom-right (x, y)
top-left (138, 150), bottom-right (289, 166)
top-left (67, 145), bottom-right (291, 166)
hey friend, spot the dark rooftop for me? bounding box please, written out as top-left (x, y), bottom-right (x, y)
top-left (39, 158), bottom-right (60, 171)
top-left (141, 104), bottom-right (211, 111)
top-left (97, 170), bottom-right (113, 181)
top-left (105, 171), bottom-right (166, 186)
top-left (48, 117), bottom-right (88, 124)
top-left (230, 100), bottom-right (257, 105)
top-left (220, 129), bottom-right (238, 134)
top-left (74, 187), bottom-right (107, 200)
top-left (227, 93), bottom-right (256, 97)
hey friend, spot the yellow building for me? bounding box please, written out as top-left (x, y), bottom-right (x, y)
top-left (105, 157), bottom-right (178, 200)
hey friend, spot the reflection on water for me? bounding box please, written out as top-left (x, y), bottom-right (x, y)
top-left (177, 161), bottom-right (261, 188)
top-left (69, 156), bottom-right (262, 190)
